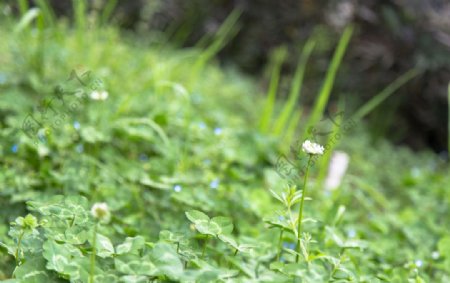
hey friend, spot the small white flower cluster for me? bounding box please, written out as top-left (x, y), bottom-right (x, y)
top-left (90, 90), bottom-right (109, 101)
top-left (91, 202), bottom-right (111, 223)
top-left (302, 140), bottom-right (324, 155)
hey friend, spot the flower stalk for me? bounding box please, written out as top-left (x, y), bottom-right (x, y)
top-left (295, 140), bottom-right (324, 263)
top-left (296, 155), bottom-right (312, 263)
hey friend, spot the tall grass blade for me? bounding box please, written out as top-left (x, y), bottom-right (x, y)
top-left (100, 0), bottom-right (118, 26)
top-left (14, 8), bottom-right (40, 33)
top-left (35, 0), bottom-right (55, 27)
top-left (448, 82), bottom-right (450, 159)
top-left (351, 68), bottom-right (420, 122)
top-left (302, 25), bottom-right (353, 139)
top-left (194, 9), bottom-right (242, 69)
top-left (282, 110), bottom-right (302, 153)
top-left (273, 38), bottom-right (315, 135)
top-left (18, 0), bottom-right (29, 17)
top-left (258, 46), bottom-right (288, 133)
top-left (73, 0), bottom-right (87, 31)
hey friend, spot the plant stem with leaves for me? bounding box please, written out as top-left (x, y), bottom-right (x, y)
top-left (89, 221), bottom-right (98, 283)
top-left (296, 155), bottom-right (312, 263)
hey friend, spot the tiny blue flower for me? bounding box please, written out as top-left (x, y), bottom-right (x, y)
top-left (198, 122), bottom-right (206, 130)
top-left (415, 260), bottom-right (423, 268)
top-left (173, 185), bottom-right (182, 192)
top-left (76, 144), bottom-right (84, 153)
top-left (288, 243), bottom-right (296, 250)
top-left (214, 127), bottom-right (222, 135)
top-left (278, 215), bottom-right (285, 221)
top-left (209, 178), bottom-right (220, 189)
top-left (139, 153), bottom-right (148, 162)
top-left (11, 144), bottom-right (19, 153)
top-left (203, 159), bottom-right (211, 166)
top-left (282, 242), bottom-right (290, 248)
top-left (347, 229), bottom-right (356, 238)
top-left (73, 121), bottom-right (81, 130)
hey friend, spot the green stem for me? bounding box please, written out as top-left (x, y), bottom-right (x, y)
top-left (277, 229), bottom-right (284, 261)
top-left (89, 222), bottom-right (98, 283)
top-left (202, 235), bottom-right (210, 258)
top-left (296, 155), bottom-right (312, 263)
top-left (15, 230), bottom-right (25, 266)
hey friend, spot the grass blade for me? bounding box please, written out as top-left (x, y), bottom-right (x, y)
top-left (302, 25), bottom-right (353, 139)
top-left (35, 0), bottom-right (55, 27)
top-left (73, 0), bottom-right (87, 31)
top-left (100, 0), bottom-right (118, 26)
top-left (194, 9), bottom-right (242, 69)
top-left (351, 68), bottom-right (420, 122)
top-left (273, 38), bottom-right (315, 135)
top-left (258, 46), bottom-right (288, 133)
top-left (14, 8), bottom-right (40, 33)
top-left (18, 0), bottom-right (29, 17)
top-left (282, 110), bottom-right (302, 152)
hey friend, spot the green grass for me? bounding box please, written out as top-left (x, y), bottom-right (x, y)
top-left (0, 4), bottom-right (449, 283)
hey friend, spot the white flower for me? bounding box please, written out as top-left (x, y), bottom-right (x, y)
top-left (431, 251), bottom-right (440, 260)
top-left (91, 202), bottom-right (111, 223)
top-left (302, 140), bottom-right (324, 155)
top-left (89, 90), bottom-right (108, 101)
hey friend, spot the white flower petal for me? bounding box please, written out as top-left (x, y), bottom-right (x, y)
top-left (302, 140), bottom-right (325, 155)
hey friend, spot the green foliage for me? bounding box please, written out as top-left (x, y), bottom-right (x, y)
top-left (0, 3), bottom-right (449, 283)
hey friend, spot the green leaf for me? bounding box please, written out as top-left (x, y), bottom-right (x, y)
top-left (95, 233), bottom-right (114, 258)
top-left (119, 275), bottom-right (149, 283)
top-left (185, 210), bottom-right (233, 236)
top-left (151, 243), bottom-right (183, 280)
top-left (185, 210), bottom-right (210, 223)
top-left (211, 216), bottom-right (234, 235)
top-left (116, 236), bottom-right (145, 255)
top-left (13, 256), bottom-right (54, 283)
top-left (115, 254), bottom-right (157, 276)
top-left (43, 240), bottom-right (83, 274)
top-left (159, 230), bottom-right (185, 244)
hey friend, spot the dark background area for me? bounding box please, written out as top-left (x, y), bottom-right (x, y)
top-left (24, 0), bottom-right (450, 154)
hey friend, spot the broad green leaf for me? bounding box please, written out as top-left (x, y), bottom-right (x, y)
top-left (43, 240), bottom-right (83, 274)
top-left (116, 236), bottom-right (146, 255)
top-left (115, 254), bottom-right (157, 276)
top-left (13, 256), bottom-right (54, 283)
top-left (95, 233), bottom-right (115, 258)
top-left (159, 230), bottom-right (185, 244)
top-left (119, 275), bottom-right (149, 283)
top-left (151, 243), bottom-right (183, 280)
top-left (211, 216), bottom-right (233, 235)
top-left (185, 210), bottom-right (210, 223)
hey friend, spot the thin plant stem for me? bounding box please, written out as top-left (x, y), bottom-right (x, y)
top-left (14, 230), bottom-right (25, 266)
top-left (296, 155), bottom-right (312, 263)
top-left (277, 229), bottom-right (284, 261)
top-left (202, 235), bottom-right (210, 258)
top-left (89, 222), bottom-right (98, 283)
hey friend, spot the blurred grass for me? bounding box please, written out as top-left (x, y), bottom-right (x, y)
top-left (0, 3), bottom-right (449, 281)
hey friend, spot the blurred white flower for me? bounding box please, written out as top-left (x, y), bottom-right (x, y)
top-left (91, 202), bottom-right (111, 223)
top-left (431, 251), bottom-right (440, 260)
top-left (302, 140), bottom-right (324, 155)
top-left (324, 151), bottom-right (350, 191)
top-left (90, 90), bottom-right (108, 101)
